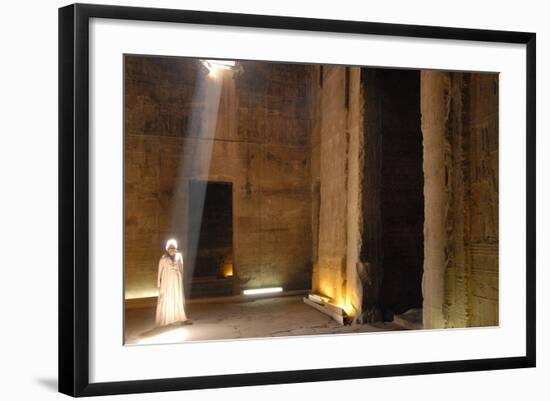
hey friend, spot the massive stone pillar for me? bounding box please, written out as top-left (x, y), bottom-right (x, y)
top-left (310, 65), bottom-right (349, 309)
top-left (345, 67), bottom-right (366, 318)
top-left (421, 71), bottom-right (499, 329)
top-left (309, 65), bottom-right (364, 318)
top-left (421, 71), bottom-right (451, 328)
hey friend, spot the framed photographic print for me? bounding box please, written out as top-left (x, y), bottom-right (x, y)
top-left (58, 2), bottom-right (536, 397)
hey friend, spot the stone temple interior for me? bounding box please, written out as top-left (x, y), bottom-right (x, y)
top-left (123, 55), bottom-right (499, 344)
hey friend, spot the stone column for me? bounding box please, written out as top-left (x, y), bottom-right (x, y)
top-left (421, 71), bottom-right (499, 329)
top-left (420, 71), bottom-right (450, 329)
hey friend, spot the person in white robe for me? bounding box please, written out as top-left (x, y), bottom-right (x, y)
top-left (155, 239), bottom-right (188, 326)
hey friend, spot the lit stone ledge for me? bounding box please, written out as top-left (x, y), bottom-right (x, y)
top-left (303, 296), bottom-right (348, 325)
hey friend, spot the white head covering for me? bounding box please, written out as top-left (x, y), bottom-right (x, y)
top-left (165, 238), bottom-right (178, 251)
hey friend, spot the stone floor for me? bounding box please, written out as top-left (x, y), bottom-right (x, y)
top-left (124, 295), bottom-right (407, 345)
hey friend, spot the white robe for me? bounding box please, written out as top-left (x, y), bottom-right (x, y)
top-left (155, 252), bottom-right (187, 326)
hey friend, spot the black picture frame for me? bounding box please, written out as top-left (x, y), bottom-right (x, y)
top-left (58, 2), bottom-right (536, 397)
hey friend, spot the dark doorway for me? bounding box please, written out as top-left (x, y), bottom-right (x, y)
top-left (187, 180), bottom-right (234, 298)
top-left (361, 68), bottom-right (424, 318)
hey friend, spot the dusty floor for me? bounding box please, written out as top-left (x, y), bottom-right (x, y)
top-left (124, 295), bottom-right (407, 345)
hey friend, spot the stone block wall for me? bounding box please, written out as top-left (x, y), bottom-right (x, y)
top-left (124, 56), bottom-right (313, 299)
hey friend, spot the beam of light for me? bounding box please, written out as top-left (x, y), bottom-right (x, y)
top-left (136, 327), bottom-right (188, 345)
top-left (168, 61), bottom-right (224, 300)
top-left (243, 287), bottom-right (283, 296)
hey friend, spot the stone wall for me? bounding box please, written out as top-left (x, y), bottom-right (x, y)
top-left (468, 73), bottom-right (499, 327)
top-left (124, 56), bottom-right (313, 299)
top-left (421, 71), bottom-right (499, 328)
